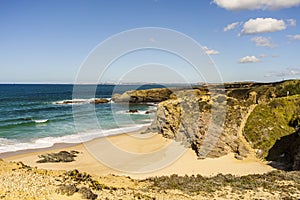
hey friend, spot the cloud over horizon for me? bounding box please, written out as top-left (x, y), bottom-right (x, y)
top-left (241, 18), bottom-right (286, 35)
top-left (213, 0), bottom-right (300, 10)
top-left (287, 19), bottom-right (297, 26)
top-left (287, 34), bottom-right (300, 41)
top-left (265, 67), bottom-right (300, 77)
top-left (224, 22), bottom-right (240, 32)
top-left (202, 46), bottom-right (220, 55)
top-left (239, 56), bottom-right (260, 63)
top-left (251, 36), bottom-right (276, 48)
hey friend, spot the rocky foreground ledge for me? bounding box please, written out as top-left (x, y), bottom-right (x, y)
top-left (0, 159), bottom-right (299, 199)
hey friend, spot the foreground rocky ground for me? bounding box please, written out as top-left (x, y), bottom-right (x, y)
top-left (0, 159), bottom-right (299, 200)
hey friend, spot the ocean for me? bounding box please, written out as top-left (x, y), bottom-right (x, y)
top-left (0, 84), bottom-right (162, 153)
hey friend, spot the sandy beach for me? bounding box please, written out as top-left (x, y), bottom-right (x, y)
top-left (2, 129), bottom-right (274, 179)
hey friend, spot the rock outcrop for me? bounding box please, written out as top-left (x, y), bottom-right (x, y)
top-left (37, 150), bottom-right (80, 163)
top-left (112, 88), bottom-right (175, 103)
top-left (128, 109), bottom-right (138, 113)
top-left (145, 80), bottom-right (300, 161)
top-left (146, 89), bottom-right (252, 159)
top-left (90, 98), bottom-right (110, 104)
top-left (56, 98), bottom-right (109, 105)
top-left (111, 80), bottom-right (300, 163)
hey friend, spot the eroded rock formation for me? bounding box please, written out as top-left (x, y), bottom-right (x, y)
top-left (112, 88), bottom-right (175, 103)
top-left (113, 80), bottom-right (300, 164)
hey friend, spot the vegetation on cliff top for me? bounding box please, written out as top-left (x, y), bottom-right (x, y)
top-left (243, 94), bottom-right (300, 158)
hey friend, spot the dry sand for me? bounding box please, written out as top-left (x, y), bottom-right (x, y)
top-left (2, 130), bottom-right (274, 179)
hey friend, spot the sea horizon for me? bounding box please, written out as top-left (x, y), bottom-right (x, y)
top-left (0, 84), bottom-right (161, 154)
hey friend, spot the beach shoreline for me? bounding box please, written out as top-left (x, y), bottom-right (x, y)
top-left (2, 127), bottom-right (274, 179)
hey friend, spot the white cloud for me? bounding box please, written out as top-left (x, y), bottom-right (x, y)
top-left (241, 18), bottom-right (286, 35)
top-left (265, 67), bottom-right (300, 77)
top-left (251, 36), bottom-right (276, 48)
top-left (287, 34), bottom-right (300, 40)
top-left (202, 46), bottom-right (220, 55)
top-left (213, 0), bottom-right (300, 10)
top-left (259, 54), bottom-right (268, 58)
top-left (239, 56), bottom-right (260, 63)
top-left (224, 22), bottom-right (240, 32)
top-left (287, 19), bottom-right (297, 26)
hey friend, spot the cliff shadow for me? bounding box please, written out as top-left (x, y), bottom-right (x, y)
top-left (266, 130), bottom-right (300, 171)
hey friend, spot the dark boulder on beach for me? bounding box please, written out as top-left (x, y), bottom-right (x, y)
top-left (36, 150), bottom-right (80, 163)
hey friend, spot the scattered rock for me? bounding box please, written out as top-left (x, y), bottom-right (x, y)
top-left (128, 109), bottom-right (138, 113)
top-left (247, 91), bottom-right (257, 104)
top-left (37, 150), bottom-right (79, 163)
top-left (234, 154), bottom-right (244, 160)
top-left (78, 187), bottom-right (98, 200)
top-left (145, 110), bottom-right (156, 114)
top-left (56, 100), bottom-right (85, 104)
top-left (90, 98), bottom-right (109, 104)
top-left (56, 184), bottom-right (78, 196)
top-left (56, 98), bottom-right (109, 105)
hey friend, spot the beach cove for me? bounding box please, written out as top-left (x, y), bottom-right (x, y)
top-left (1, 80), bottom-right (300, 199)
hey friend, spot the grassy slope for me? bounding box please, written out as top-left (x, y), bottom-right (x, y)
top-left (243, 94), bottom-right (300, 158)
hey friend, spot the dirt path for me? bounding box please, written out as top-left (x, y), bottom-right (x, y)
top-left (238, 104), bottom-right (257, 158)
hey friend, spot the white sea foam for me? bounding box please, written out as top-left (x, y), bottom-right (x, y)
top-left (53, 98), bottom-right (111, 105)
top-left (116, 109), bottom-right (156, 115)
top-left (54, 99), bottom-right (87, 105)
top-left (34, 119), bottom-right (48, 123)
top-left (0, 124), bottom-right (150, 154)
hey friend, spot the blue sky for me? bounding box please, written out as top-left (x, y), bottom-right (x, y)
top-left (0, 0), bottom-right (300, 83)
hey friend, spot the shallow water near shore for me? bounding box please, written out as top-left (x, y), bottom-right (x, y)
top-left (0, 84), bottom-right (163, 153)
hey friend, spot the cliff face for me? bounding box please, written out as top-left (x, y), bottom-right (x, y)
top-left (114, 80), bottom-right (300, 165)
top-left (147, 80), bottom-right (300, 162)
top-left (146, 89), bottom-right (252, 159)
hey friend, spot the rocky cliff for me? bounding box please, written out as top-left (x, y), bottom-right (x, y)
top-left (114, 80), bottom-right (300, 165)
top-left (112, 88), bottom-right (175, 103)
top-left (145, 88), bottom-right (253, 159)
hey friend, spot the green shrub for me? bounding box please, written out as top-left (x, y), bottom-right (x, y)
top-left (243, 95), bottom-right (300, 158)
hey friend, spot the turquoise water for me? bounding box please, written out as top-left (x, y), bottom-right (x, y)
top-left (0, 84), bottom-right (161, 153)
